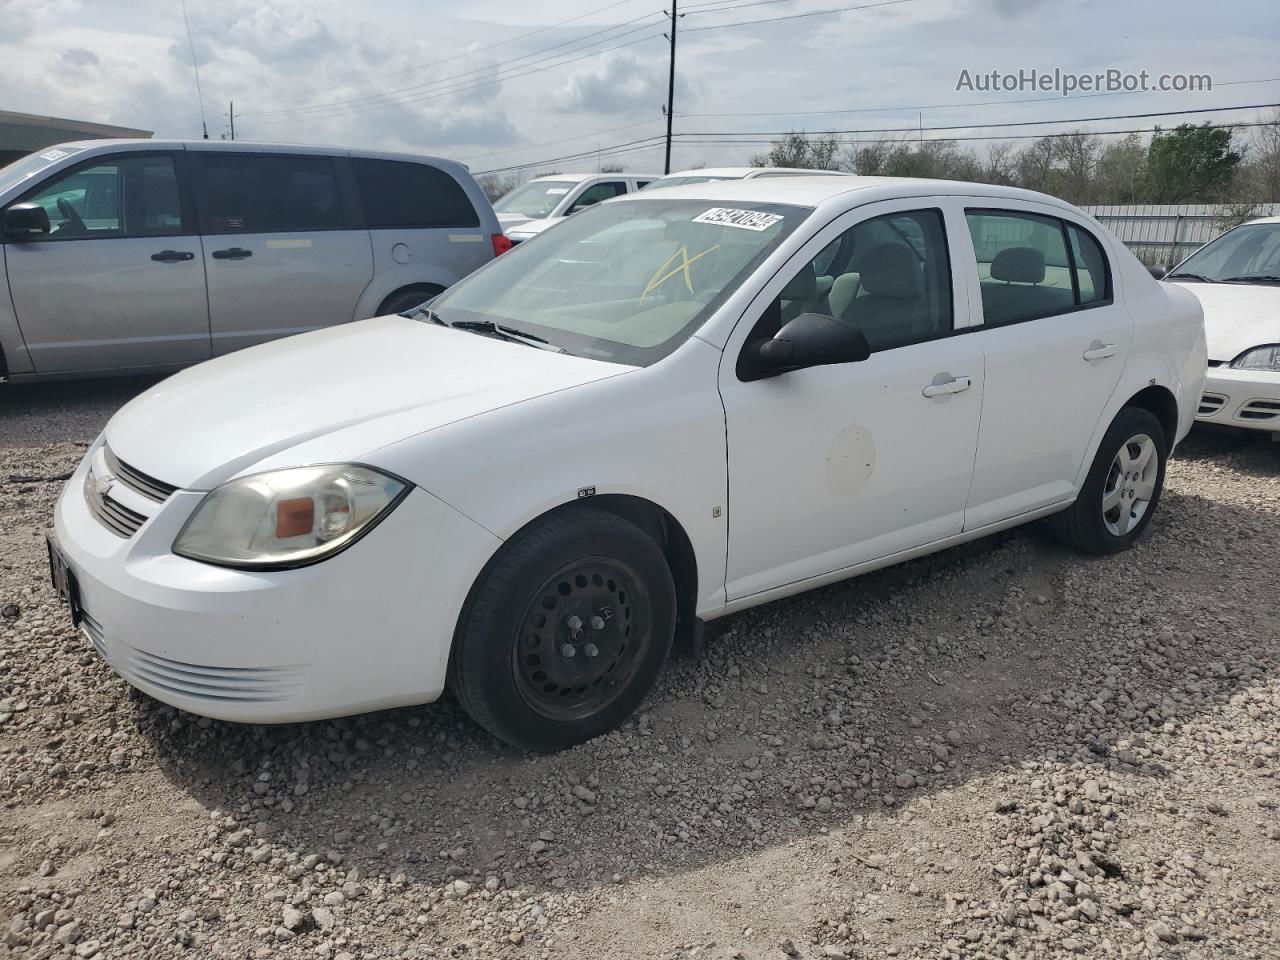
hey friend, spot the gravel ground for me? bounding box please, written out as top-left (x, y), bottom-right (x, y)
top-left (1, 381), bottom-right (1278, 960)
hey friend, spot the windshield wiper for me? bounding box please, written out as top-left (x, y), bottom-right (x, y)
top-left (446, 319), bottom-right (565, 353)
top-left (1221, 274), bottom-right (1280, 284)
top-left (1165, 272), bottom-right (1215, 283)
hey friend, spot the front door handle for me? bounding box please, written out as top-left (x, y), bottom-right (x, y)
top-left (922, 374), bottom-right (972, 398)
top-left (211, 247), bottom-right (253, 260)
top-left (1083, 340), bottom-right (1117, 361)
top-left (150, 250), bottom-right (194, 263)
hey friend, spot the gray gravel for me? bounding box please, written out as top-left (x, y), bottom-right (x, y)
top-left (1, 380), bottom-right (1278, 960)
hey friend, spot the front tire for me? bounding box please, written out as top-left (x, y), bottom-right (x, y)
top-left (448, 508), bottom-right (676, 751)
top-left (1051, 406), bottom-right (1167, 555)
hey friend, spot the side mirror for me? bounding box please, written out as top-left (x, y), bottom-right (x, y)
top-left (742, 313), bottom-right (871, 381)
top-left (3, 203), bottom-right (51, 241)
top-left (1148, 264), bottom-right (1168, 280)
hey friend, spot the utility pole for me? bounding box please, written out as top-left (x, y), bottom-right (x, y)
top-left (229, 101), bottom-right (236, 141)
top-left (664, 0), bottom-right (679, 174)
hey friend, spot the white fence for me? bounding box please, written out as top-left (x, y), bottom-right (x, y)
top-left (1081, 204), bottom-right (1280, 266)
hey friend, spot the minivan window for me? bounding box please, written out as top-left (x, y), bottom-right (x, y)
top-left (493, 180), bottom-right (577, 219)
top-left (0, 146), bottom-right (85, 197)
top-left (353, 158), bottom-right (479, 229)
top-left (195, 153), bottom-right (344, 234)
top-left (18, 154), bottom-right (183, 240)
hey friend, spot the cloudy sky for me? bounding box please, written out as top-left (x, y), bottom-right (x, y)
top-left (1, 0), bottom-right (1277, 178)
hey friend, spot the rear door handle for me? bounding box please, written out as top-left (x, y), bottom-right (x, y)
top-left (211, 247), bottom-right (253, 260)
top-left (922, 375), bottom-right (972, 398)
top-left (1083, 341), bottom-right (1117, 361)
top-left (150, 250), bottom-right (194, 263)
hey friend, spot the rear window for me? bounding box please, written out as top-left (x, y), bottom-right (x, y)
top-left (195, 153), bottom-right (344, 234)
top-left (353, 158), bottom-right (479, 230)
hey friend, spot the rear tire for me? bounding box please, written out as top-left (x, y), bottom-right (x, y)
top-left (1051, 406), bottom-right (1167, 555)
top-left (448, 508), bottom-right (676, 751)
top-left (378, 285), bottom-right (443, 316)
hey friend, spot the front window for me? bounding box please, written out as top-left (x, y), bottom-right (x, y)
top-left (17, 154), bottom-right (182, 240)
top-left (431, 198), bottom-right (806, 366)
top-left (1170, 222), bottom-right (1280, 283)
top-left (493, 180), bottom-right (578, 218)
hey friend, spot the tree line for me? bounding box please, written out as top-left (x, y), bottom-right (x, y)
top-left (750, 113), bottom-right (1280, 207)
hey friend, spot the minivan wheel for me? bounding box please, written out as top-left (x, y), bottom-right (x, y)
top-left (1051, 406), bottom-right (1168, 555)
top-left (378, 285), bottom-right (443, 317)
top-left (448, 508), bottom-right (676, 751)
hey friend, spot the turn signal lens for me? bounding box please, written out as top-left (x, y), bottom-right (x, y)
top-left (174, 464), bottom-right (408, 569)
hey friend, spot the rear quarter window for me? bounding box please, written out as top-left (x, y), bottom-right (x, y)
top-left (353, 158), bottom-right (479, 230)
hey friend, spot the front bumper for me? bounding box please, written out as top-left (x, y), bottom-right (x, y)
top-left (52, 443), bottom-right (501, 723)
top-left (1196, 366), bottom-right (1280, 433)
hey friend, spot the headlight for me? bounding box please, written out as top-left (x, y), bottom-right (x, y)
top-left (1230, 345), bottom-right (1280, 372)
top-left (173, 464), bottom-right (408, 569)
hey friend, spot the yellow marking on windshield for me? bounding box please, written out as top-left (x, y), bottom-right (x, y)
top-left (640, 244), bottom-right (720, 304)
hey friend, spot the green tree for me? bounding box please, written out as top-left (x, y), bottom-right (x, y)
top-left (1145, 124), bottom-right (1241, 203)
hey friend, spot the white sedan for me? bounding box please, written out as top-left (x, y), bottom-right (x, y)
top-left (1163, 216), bottom-right (1280, 435)
top-left (50, 177), bottom-right (1206, 751)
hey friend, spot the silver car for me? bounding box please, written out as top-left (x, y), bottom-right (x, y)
top-left (0, 140), bottom-right (505, 382)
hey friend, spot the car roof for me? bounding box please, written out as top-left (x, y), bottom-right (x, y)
top-left (657, 167), bottom-right (848, 179)
top-left (46, 138), bottom-right (471, 170)
top-left (526, 172), bottom-right (662, 184)
top-left (1244, 216), bottom-right (1280, 225)
top-left (625, 174), bottom-right (1087, 211)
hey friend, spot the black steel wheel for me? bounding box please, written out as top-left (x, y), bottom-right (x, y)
top-left (513, 557), bottom-right (651, 721)
top-left (448, 507), bottom-right (676, 751)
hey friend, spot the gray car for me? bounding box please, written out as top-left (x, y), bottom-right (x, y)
top-left (0, 139), bottom-right (505, 382)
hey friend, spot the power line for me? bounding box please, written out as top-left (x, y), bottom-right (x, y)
top-left (684, 0), bottom-right (795, 14)
top-left (240, 0), bottom-right (639, 104)
top-left (686, 119), bottom-right (1277, 148)
top-left (675, 101), bottom-right (1280, 140)
top-left (245, 12), bottom-right (664, 122)
top-left (678, 77), bottom-right (1280, 119)
top-left (476, 135), bottom-right (672, 175)
top-left (461, 118), bottom-right (662, 163)
top-left (681, 0), bottom-right (915, 33)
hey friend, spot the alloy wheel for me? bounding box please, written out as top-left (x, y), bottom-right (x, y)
top-left (1101, 432), bottom-right (1158, 537)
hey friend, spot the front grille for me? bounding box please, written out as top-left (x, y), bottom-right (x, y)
top-left (84, 470), bottom-right (148, 538)
top-left (1198, 393), bottom-right (1228, 417)
top-left (104, 447), bottom-right (177, 503)
top-left (124, 647), bottom-right (306, 704)
top-left (1238, 398), bottom-right (1280, 422)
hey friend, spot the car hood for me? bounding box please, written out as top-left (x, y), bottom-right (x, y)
top-left (105, 316), bottom-right (627, 490)
top-left (1170, 281), bottom-right (1280, 361)
top-left (507, 218), bottom-right (559, 239)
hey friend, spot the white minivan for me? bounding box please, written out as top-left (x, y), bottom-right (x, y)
top-left (0, 140), bottom-right (506, 382)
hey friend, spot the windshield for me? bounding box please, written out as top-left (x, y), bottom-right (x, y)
top-left (0, 146), bottom-right (83, 197)
top-left (494, 180), bottom-right (578, 218)
top-left (432, 198), bottom-right (806, 366)
top-left (1171, 222), bottom-right (1280, 282)
top-left (642, 175), bottom-right (738, 190)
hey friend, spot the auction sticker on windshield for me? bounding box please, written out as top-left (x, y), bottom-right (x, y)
top-left (692, 207), bottom-right (785, 231)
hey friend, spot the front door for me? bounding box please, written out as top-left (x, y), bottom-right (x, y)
top-left (189, 150), bottom-right (373, 356)
top-left (718, 199), bottom-right (984, 601)
top-left (958, 205), bottom-right (1134, 529)
top-left (4, 151), bottom-right (209, 373)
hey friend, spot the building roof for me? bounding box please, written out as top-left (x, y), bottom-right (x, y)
top-left (0, 110), bottom-right (151, 152)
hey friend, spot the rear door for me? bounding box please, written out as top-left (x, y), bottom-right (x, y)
top-left (959, 204), bottom-right (1133, 528)
top-left (190, 150), bottom-right (374, 356)
top-left (4, 150), bottom-right (209, 373)
top-left (350, 157), bottom-right (490, 295)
